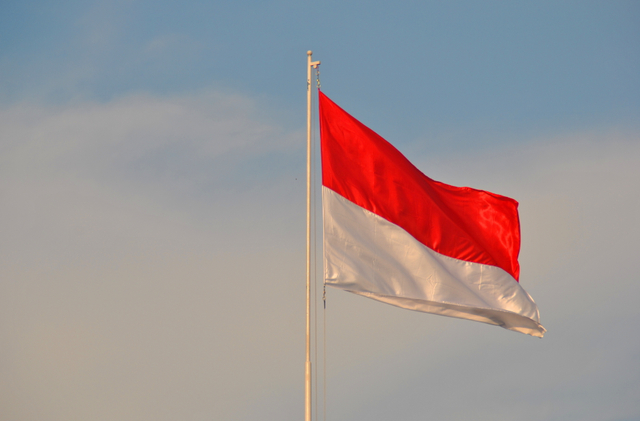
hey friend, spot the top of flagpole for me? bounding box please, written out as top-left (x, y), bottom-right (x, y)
top-left (308, 51), bottom-right (320, 68)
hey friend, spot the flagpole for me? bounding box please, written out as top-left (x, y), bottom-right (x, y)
top-left (306, 50), bottom-right (320, 421)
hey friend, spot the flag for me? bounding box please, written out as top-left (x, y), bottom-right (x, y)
top-left (319, 91), bottom-right (545, 337)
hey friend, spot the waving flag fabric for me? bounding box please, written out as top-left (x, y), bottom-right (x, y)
top-left (319, 91), bottom-right (545, 337)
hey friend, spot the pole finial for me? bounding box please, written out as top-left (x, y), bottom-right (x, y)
top-left (307, 50), bottom-right (313, 56)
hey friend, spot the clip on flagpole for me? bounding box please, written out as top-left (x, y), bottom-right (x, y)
top-left (306, 50), bottom-right (320, 421)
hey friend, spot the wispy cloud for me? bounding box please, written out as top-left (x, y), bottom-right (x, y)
top-left (1, 90), bottom-right (302, 187)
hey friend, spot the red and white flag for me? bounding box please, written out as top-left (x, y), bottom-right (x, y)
top-left (319, 92), bottom-right (545, 337)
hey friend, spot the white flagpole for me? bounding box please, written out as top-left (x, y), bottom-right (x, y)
top-left (306, 50), bottom-right (320, 421)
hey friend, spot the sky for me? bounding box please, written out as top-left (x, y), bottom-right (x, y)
top-left (1, 1), bottom-right (639, 420)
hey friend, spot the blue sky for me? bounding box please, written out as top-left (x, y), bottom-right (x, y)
top-left (1, 1), bottom-right (639, 421)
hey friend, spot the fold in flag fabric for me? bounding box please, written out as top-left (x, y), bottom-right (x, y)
top-left (319, 91), bottom-right (545, 337)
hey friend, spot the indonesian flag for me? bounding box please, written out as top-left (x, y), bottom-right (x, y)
top-left (319, 92), bottom-right (545, 337)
